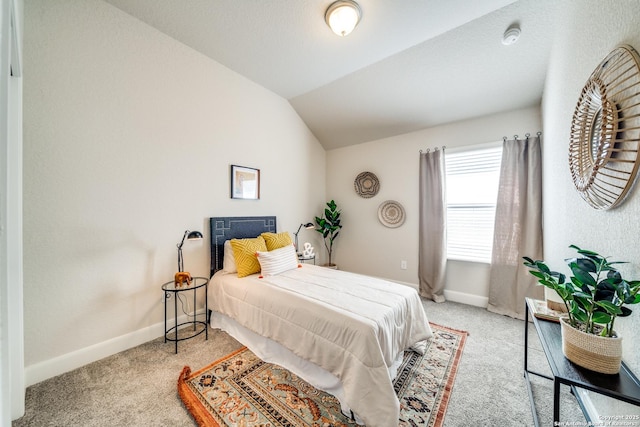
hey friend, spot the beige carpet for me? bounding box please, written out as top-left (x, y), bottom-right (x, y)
top-left (12, 300), bottom-right (585, 426)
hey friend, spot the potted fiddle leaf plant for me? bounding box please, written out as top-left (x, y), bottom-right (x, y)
top-left (315, 200), bottom-right (342, 268)
top-left (523, 245), bottom-right (640, 374)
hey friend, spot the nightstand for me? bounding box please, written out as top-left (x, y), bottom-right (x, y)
top-left (162, 276), bottom-right (208, 354)
top-left (298, 254), bottom-right (316, 264)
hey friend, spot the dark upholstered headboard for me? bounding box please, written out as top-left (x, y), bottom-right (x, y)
top-left (209, 216), bottom-right (276, 277)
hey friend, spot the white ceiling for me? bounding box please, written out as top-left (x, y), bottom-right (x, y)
top-left (102, 0), bottom-right (558, 149)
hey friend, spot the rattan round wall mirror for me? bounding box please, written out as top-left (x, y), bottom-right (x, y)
top-left (569, 45), bottom-right (640, 210)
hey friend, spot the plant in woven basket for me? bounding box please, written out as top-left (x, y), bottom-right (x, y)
top-left (523, 245), bottom-right (640, 338)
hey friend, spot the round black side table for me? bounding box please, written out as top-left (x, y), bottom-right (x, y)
top-left (162, 276), bottom-right (208, 354)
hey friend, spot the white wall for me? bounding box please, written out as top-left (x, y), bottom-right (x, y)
top-left (326, 106), bottom-right (541, 305)
top-left (542, 0), bottom-right (640, 417)
top-left (22, 0), bottom-right (325, 386)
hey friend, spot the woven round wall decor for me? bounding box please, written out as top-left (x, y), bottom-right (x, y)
top-left (354, 171), bottom-right (380, 198)
top-left (378, 200), bottom-right (405, 228)
top-left (569, 44), bottom-right (640, 210)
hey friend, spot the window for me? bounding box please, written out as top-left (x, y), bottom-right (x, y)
top-left (445, 145), bottom-right (502, 263)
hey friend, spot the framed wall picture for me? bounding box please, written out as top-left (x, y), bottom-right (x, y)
top-left (230, 165), bottom-right (260, 200)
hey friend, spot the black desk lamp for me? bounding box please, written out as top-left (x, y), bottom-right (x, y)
top-left (294, 222), bottom-right (314, 254)
top-left (177, 230), bottom-right (203, 272)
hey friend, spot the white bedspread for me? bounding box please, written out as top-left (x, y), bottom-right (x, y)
top-left (209, 264), bottom-right (432, 427)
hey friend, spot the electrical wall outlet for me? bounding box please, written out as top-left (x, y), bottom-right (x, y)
top-left (400, 260), bottom-right (407, 270)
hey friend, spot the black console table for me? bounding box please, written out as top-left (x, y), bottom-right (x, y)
top-left (524, 298), bottom-right (640, 426)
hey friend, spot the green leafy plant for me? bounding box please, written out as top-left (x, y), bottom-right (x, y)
top-left (314, 200), bottom-right (342, 266)
top-left (523, 245), bottom-right (640, 337)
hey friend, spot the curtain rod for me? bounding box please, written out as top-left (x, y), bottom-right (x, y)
top-left (419, 146), bottom-right (445, 154)
top-left (503, 131), bottom-right (542, 142)
top-left (420, 131), bottom-right (542, 153)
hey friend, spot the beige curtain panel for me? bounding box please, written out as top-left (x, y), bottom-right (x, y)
top-left (487, 135), bottom-right (544, 319)
top-left (418, 149), bottom-right (446, 303)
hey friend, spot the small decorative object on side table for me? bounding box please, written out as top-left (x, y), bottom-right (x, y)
top-left (174, 271), bottom-right (192, 287)
top-left (298, 242), bottom-right (315, 264)
top-left (528, 298), bottom-right (563, 323)
top-left (162, 276), bottom-right (208, 354)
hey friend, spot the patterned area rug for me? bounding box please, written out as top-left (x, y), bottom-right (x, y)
top-left (178, 323), bottom-right (467, 427)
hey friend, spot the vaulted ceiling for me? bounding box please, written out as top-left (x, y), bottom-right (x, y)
top-left (102, 0), bottom-right (558, 149)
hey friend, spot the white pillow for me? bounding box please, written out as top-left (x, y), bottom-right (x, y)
top-left (256, 244), bottom-right (299, 276)
top-left (222, 240), bottom-right (237, 274)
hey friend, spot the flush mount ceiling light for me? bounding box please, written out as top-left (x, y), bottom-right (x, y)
top-left (325, 0), bottom-right (362, 37)
top-left (501, 24), bottom-right (521, 46)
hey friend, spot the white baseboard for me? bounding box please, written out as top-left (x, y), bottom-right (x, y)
top-left (24, 309), bottom-right (205, 387)
top-left (383, 277), bottom-right (488, 308)
top-left (444, 289), bottom-right (488, 308)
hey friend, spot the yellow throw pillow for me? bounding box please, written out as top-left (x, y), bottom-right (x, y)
top-left (230, 237), bottom-right (267, 278)
top-left (261, 232), bottom-right (293, 251)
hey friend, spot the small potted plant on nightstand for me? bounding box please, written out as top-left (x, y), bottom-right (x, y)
top-left (523, 245), bottom-right (640, 374)
top-left (315, 199), bottom-right (342, 269)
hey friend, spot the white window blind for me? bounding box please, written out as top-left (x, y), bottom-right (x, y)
top-left (445, 145), bottom-right (502, 263)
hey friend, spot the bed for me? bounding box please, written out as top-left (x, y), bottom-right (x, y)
top-left (208, 216), bottom-right (433, 427)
